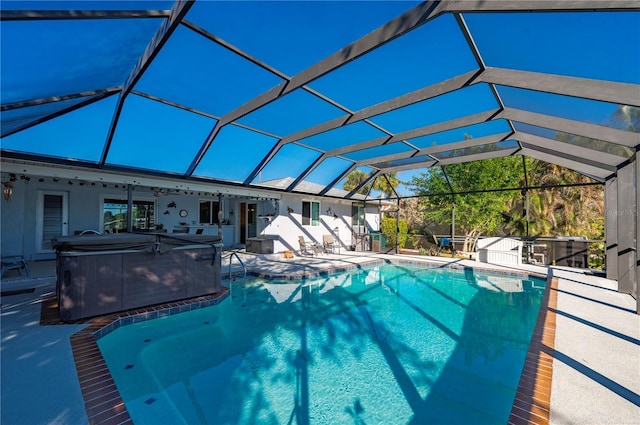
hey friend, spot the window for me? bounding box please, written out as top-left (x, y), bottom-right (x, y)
top-left (302, 201), bottom-right (320, 226)
top-left (199, 200), bottom-right (220, 224)
top-left (103, 199), bottom-right (154, 233)
top-left (352, 203), bottom-right (365, 234)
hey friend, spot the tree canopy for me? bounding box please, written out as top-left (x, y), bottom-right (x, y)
top-left (410, 156), bottom-right (523, 242)
top-left (343, 170), bottom-right (399, 197)
top-left (408, 155), bottom-right (605, 245)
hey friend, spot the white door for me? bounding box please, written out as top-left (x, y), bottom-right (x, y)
top-left (36, 191), bottom-right (69, 252)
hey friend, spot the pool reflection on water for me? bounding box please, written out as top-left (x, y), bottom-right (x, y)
top-left (98, 263), bottom-right (545, 425)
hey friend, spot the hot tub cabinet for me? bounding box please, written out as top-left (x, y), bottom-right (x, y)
top-left (53, 234), bottom-right (222, 322)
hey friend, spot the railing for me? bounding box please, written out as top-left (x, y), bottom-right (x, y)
top-left (225, 251), bottom-right (247, 280)
top-left (379, 232), bottom-right (606, 270)
top-left (520, 237), bottom-right (605, 269)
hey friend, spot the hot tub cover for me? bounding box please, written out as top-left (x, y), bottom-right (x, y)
top-left (52, 234), bottom-right (157, 252)
top-left (52, 233), bottom-right (222, 252)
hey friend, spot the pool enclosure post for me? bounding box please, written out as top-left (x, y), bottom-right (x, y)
top-left (636, 156), bottom-right (640, 315)
top-left (451, 200), bottom-right (456, 253)
top-left (525, 190), bottom-right (530, 238)
top-left (605, 177), bottom-right (618, 280)
top-left (127, 184), bottom-right (133, 232)
top-left (217, 193), bottom-right (223, 243)
top-left (615, 159), bottom-right (637, 309)
top-left (396, 198), bottom-right (400, 254)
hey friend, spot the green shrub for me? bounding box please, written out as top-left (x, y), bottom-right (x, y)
top-left (381, 217), bottom-right (409, 248)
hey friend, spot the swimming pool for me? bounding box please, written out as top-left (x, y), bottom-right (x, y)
top-left (98, 262), bottom-right (546, 424)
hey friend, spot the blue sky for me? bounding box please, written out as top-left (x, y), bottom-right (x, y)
top-left (1, 2), bottom-right (638, 197)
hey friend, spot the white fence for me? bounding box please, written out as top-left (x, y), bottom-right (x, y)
top-left (476, 237), bottom-right (523, 265)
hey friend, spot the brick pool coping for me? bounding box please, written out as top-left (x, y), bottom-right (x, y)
top-left (40, 289), bottom-right (230, 425)
top-left (507, 277), bottom-right (558, 425)
top-left (41, 259), bottom-right (554, 425)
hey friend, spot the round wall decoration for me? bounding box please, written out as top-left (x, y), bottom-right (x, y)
top-left (179, 209), bottom-right (188, 217)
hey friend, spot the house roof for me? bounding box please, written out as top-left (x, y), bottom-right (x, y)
top-left (1, 1), bottom-right (639, 200)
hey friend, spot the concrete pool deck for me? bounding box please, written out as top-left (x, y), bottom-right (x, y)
top-left (1, 252), bottom-right (638, 424)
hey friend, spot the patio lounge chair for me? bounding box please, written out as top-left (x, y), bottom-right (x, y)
top-left (438, 237), bottom-right (455, 255)
top-left (299, 236), bottom-right (321, 256)
top-left (323, 234), bottom-right (339, 254)
top-left (1, 256), bottom-right (30, 278)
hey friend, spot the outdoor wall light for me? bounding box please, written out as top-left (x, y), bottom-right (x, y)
top-left (326, 207), bottom-right (332, 215)
top-left (3, 181), bottom-right (13, 201)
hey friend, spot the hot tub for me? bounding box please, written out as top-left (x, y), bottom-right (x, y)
top-left (53, 233), bottom-right (222, 321)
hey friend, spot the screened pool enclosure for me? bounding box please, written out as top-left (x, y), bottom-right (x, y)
top-left (1, 1), bottom-right (639, 310)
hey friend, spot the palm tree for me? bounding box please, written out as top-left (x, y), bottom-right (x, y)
top-left (510, 159), bottom-right (604, 239)
top-left (343, 170), bottom-right (371, 194)
top-left (372, 172), bottom-right (399, 198)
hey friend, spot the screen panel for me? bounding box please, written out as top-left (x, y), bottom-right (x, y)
top-left (465, 11), bottom-right (640, 84)
top-left (0, 18), bottom-right (160, 103)
top-left (369, 84), bottom-right (500, 134)
top-left (308, 14), bottom-right (478, 111)
top-left (107, 94), bottom-right (217, 173)
top-left (291, 157), bottom-right (354, 194)
top-left (236, 89), bottom-right (346, 137)
top-left (194, 124), bottom-right (278, 183)
top-left (1, 95), bottom-right (106, 137)
top-left (185, 1), bottom-right (416, 76)
top-left (252, 143), bottom-right (321, 188)
top-left (1, 95), bottom-right (118, 161)
top-left (296, 121), bottom-right (388, 152)
top-left (134, 26), bottom-right (284, 117)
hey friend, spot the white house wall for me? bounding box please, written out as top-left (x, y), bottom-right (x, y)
top-left (1, 177), bottom-right (383, 260)
top-left (268, 194), bottom-right (380, 253)
top-left (1, 178), bottom-right (152, 260)
top-left (1, 178), bottom-right (26, 258)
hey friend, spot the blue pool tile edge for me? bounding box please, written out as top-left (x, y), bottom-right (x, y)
top-left (92, 292), bottom-right (230, 340)
top-left (228, 257), bottom-right (547, 282)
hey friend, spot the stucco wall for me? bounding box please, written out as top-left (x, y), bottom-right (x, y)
top-left (0, 180), bottom-right (26, 258)
top-left (268, 194), bottom-right (379, 253)
top-left (1, 180), bottom-right (382, 260)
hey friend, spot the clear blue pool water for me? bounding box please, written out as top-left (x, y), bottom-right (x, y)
top-left (98, 263), bottom-right (546, 425)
